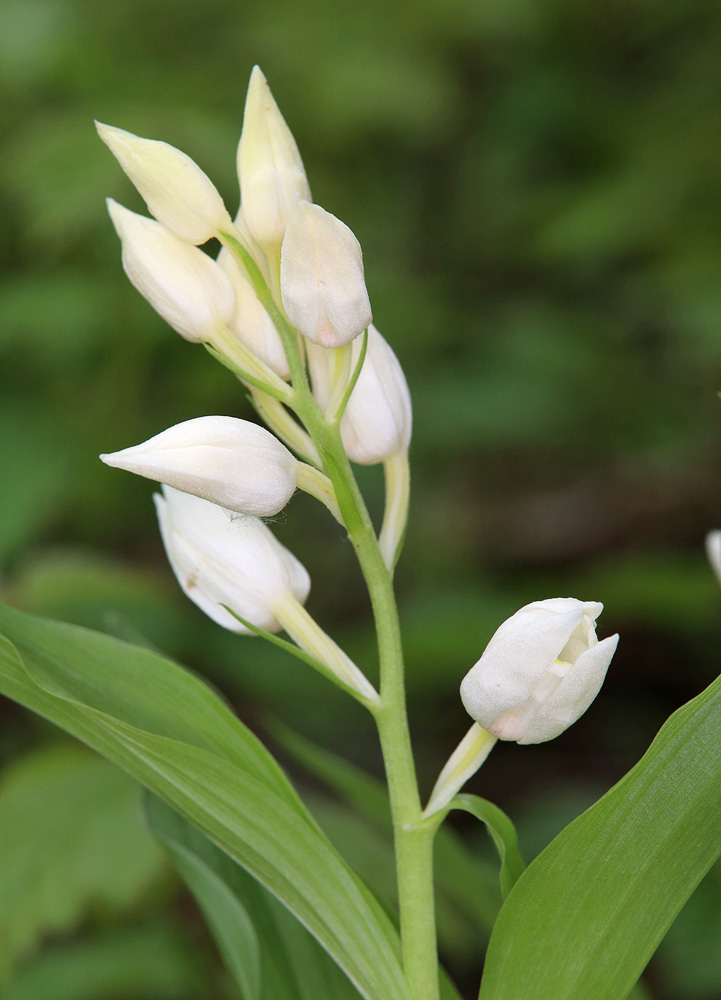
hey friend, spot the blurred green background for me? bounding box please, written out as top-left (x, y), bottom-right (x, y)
top-left (2, 0), bottom-right (721, 997)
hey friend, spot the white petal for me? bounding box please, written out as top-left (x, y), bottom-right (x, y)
top-left (280, 199), bottom-right (372, 347)
top-left (706, 531), bottom-right (721, 586)
top-left (461, 602), bottom-right (586, 727)
top-left (102, 416), bottom-right (298, 516)
top-left (340, 325), bottom-right (412, 464)
top-left (460, 598), bottom-right (613, 742)
top-left (155, 487), bottom-right (310, 633)
top-left (237, 66), bottom-right (311, 246)
top-left (97, 122), bottom-right (231, 244)
top-left (107, 200), bottom-right (235, 342)
top-left (517, 634), bottom-right (619, 744)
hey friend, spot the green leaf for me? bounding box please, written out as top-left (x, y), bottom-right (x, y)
top-left (0, 600), bottom-right (299, 806)
top-left (145, 793), bottom-right (261, 1000)
top-left (626, 981), bottom-right (653, 1000)
top-left (0, 399), bottom-right (73, 560)
top-left (271, 719), bottom-right (391, 826)
top-left (478, 672), bottom-right (721, 1000)
top-left (448, 794), bottom-right (525, 898)
top-left (0, 744), bottom-right (166, 979)
top-left (655, 859), bottom-right (721, 999)
top-left (6, 925), bottom-right (202, 1000)
top-left (146, 794), bottom-right (362, 1000)
top-left (0, 602), bottom-right (409, 1000)
top-left (272, 721), bottom-right (500, 976)
top-left (274, 721), bottom-right (502, 938)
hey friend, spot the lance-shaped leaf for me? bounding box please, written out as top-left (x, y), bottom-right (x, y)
top-left (145, 794), bottom-right (361, 1000)
top-left (478, 671), bottom-right (721, 1000)
top-left (0, 602), bottom-right (410, 1000)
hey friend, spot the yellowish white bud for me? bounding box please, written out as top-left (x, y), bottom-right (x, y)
top-left (460, 599), bottom-right (618, 745)
top-left (342, 325), bottom-right (412, 464)
top-left (96, 121), bottom-right (232, 244)
top-left (154, 487), bottom-right (310, 634)
top-left (100, 416), bottom-right (298, 517)
top-left (107, 199), bottom-right (235, 342)
top-left (306, 325), bottom-right (412, 464)
top-left (280, 199), bottom-right (372, 348)
top-left (237, 66), bottom-right (311, 246)
top-left (705, 530), bottom-right (721, 586)
top-left (217, 246), bottom-right (290, 378)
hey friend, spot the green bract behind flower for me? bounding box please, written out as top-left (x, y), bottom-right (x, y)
top-left (217, 246), bottom-right (290, 378)
top-left (341, 325), bottom-right (412, 464)
top-left (307, 325), bottom-right (412, 463)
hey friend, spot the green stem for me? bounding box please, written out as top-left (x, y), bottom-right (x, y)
top-left (354, 528), bottom-right (440, 1000)
top-left (220, 229), bottom-right (440, 1000)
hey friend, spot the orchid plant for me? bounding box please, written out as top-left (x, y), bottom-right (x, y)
top-left (0, 66), bottom-right (719, 1000)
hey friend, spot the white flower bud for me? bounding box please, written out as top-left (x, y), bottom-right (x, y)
top-left (101, 416), bottom-right (298, 516)
top-left (460, 599), bottom-right (619, 745)
top-left (280, 199), bottom-right (372, 348)
top-left (307, 325), bottom-right (412, 462)
top-left (96, 122), bottom-right (231, 244)
top-left (154, 486), bottom-right (310, 633)
top-left (341, 325), bottom-right (412, 464)
top-left (107, 199), bottom-right (235, 342)
top-left (705, 531), bottom-right (721, 586)
top-left (216, 246), bottom-right (290, 378)
top-left (237, 66), bottom-right (311, 246)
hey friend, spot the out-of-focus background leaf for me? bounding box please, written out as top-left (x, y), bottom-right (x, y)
top-left (1, 1), bottom-right (721, 997)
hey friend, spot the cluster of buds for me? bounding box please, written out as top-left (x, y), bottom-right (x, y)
top-left (99, 67), bottom-right (619, 766)
top-left (98, 66), bottom-right (415, 705)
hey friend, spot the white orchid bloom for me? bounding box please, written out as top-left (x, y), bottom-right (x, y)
top-left (461, 598), bottom-right (619, 745)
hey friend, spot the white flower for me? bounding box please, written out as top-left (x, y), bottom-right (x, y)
top-left (216, 246), bottom-right (290, 378)
top-left (107, 200), bottom-right (235, 342)
top-left (101, 416), bottom-right (298, 516)
top-left (154, 486), bottom-right (310, 633)
top-left (96, 122), bottom-right (231, 244)
top-left (307, 325), bottom-right (412, 463)
top-left (460, 598), bottom-right (619, 745)
top-left (280, 199), bottom-right (372, 348)
top-left (705, 531), bottom-right (721, 586)
top-left (237, 66), bottom-right (311, 246)
top-left (341, 325), bottom-right (412, 464)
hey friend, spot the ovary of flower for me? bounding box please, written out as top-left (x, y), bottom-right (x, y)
top-left (237, 66), bottom-right (311, 246)
top-left (100, 416), bottom-right (298, 517)
top-left (107, 200), bottom-right (235, 342)
top-left (460, 598), bottom-right (619, 745)
top-left (216, 246), bottom-right (290, 379)
top-left (96, 122), bottom-right (231, 244)
top-left (280, 199), bottom-right (372, 348)
top-left (154, 486), bottom-right (310, 634)
top-left (423, 723), bottom-right (497, 818)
